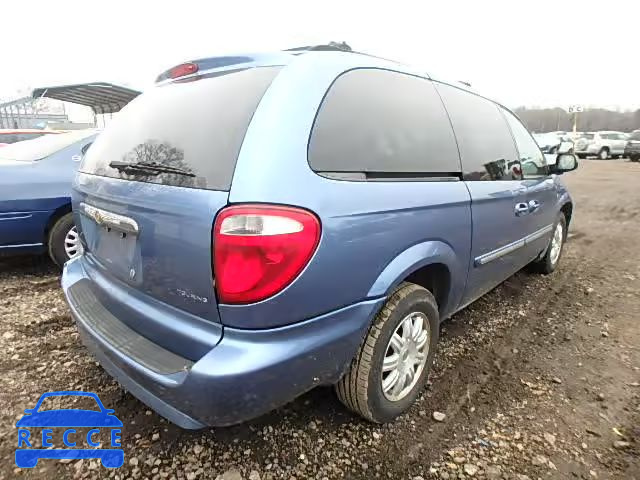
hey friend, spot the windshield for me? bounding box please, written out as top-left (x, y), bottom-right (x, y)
top-left (0, 130), bottom-right (96, 162)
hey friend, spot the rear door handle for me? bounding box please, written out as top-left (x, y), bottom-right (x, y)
top-left (528, 200), bottom-right (541, 212)
top-left (515, 203), bottom-right (529, 216)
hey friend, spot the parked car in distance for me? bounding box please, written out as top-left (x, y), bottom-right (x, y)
top-left (0, 128), bottom-right (64, 145)
top-left (0, 129), bottom-right (97, 266)
top-left (533, 132), bottom-right (573, 154)
top-left (625, 130), bottom-right (640, 162)
top-left (62, 47), bottom-right (578, 429)
top-left (574, 131), bottom-right (627, 159)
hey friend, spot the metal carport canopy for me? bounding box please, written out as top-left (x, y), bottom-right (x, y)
top-left (32, 82), bottom-right (141, 114)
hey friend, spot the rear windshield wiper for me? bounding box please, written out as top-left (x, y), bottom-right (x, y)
top-left (108, 160), bottom-right (196, 177)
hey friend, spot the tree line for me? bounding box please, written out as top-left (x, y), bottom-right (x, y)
top-left (514, 107), bottom-right (640, 133)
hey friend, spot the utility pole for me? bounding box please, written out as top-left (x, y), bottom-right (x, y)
top-left (568, 105), bottom-right (584, 138)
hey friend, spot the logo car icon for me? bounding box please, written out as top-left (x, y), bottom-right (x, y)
top-left (15, 391), bottom-right (123, 468)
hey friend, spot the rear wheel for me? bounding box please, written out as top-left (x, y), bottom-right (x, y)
top-left (48, 213), bottom-right (82, 268)
top-left (335, 283), bottom-right (439, 423)
top-left (598, 148), bottom-right (610, 160)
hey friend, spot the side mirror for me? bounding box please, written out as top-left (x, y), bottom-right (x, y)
top-left (550, 153), bottom-right (578, 174)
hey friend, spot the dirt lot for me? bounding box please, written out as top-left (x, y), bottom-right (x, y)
top-left (1, 159), bottom-right (638, 480)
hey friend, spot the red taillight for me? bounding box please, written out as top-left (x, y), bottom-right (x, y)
top-left (168, 62), bottom-right (198, 79)
top-left (213, 205), bottom-right (321, 304)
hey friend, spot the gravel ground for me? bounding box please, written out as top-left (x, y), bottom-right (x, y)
top-left (1, 159), bottom-right (639, 480)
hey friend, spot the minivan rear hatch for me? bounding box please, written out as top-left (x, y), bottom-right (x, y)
top-left (74, 66), bottom-right (281, 324)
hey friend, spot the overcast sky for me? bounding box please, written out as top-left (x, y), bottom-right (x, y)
top-left (3, 0), bottom-right (639, 115)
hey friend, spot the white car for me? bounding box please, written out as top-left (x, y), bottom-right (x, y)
top-left (574, 131), bottom-right (628, 160)
top-left (533, 133), bottom-right (574, 154)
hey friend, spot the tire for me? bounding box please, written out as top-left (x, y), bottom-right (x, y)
top-left (577, 153), bottom-right (586, 159)
top-left (598, 148), bottom-right (610, 160)
top-left (335, 282), bottom-right (439, 423)
top-left (530, 214), bottom-right (567, 274)
top-left (47, 213), bottom-right (81, 268)
top-left (631, 155), bottom-right (640, 162)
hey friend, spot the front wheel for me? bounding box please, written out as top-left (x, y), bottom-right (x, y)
top-left (48, 213), bottom-right (83, 268)
top-left (530, 214), bottom-right (567, 274)
top-left (335, 283), bottom-right (439, 423)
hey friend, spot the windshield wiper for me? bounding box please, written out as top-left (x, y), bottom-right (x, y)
top-left (108, 160), bottom-right (196, 177)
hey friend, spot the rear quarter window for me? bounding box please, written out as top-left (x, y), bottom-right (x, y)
top-left (80, 67), bottom-right (281, 191)
top-left (308, 68), bottom-right (461, 177)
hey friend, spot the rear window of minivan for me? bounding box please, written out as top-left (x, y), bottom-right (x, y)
top-left (80, 67), bottom-right (281, 191)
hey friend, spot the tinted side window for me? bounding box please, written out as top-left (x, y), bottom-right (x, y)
top-left (500, 108), bottom-right (548, 179)
top-left (436, 83), bottom-right (520, 181)
top-left (308, 69), bottom-right (460, 175)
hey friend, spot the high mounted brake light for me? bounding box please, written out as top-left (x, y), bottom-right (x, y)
top-left (168, 63), bottom-right (199, 79)
top-left (213, 205), bottom-right (321, 304)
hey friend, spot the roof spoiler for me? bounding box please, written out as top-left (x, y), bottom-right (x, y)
top-left (285, 41), bottom-right (352, 52)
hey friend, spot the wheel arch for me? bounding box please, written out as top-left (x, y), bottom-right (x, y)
top-left (43, 202), bottom-right (72, 246)
top-left (560, 201), bottom-right (573, 230)
top-left (367, 240), bottom-right (463, 318)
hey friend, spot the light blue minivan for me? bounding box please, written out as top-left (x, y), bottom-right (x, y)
top-left (62, 45), bottom-right (578, 428)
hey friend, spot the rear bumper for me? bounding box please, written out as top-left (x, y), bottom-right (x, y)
top-left (62, 257), bottom-right (384, 428)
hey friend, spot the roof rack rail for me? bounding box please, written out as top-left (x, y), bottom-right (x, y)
top-left (285, 41), bottom-right (353, 52)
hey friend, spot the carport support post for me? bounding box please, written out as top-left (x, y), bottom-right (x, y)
top-left (573, 112), bottom-right (578, 136)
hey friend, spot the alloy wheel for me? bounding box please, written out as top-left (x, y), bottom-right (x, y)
top-left (64, 226), bottom-right (83, 260)
top-left (381, 312), bottom-right (430, 401)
